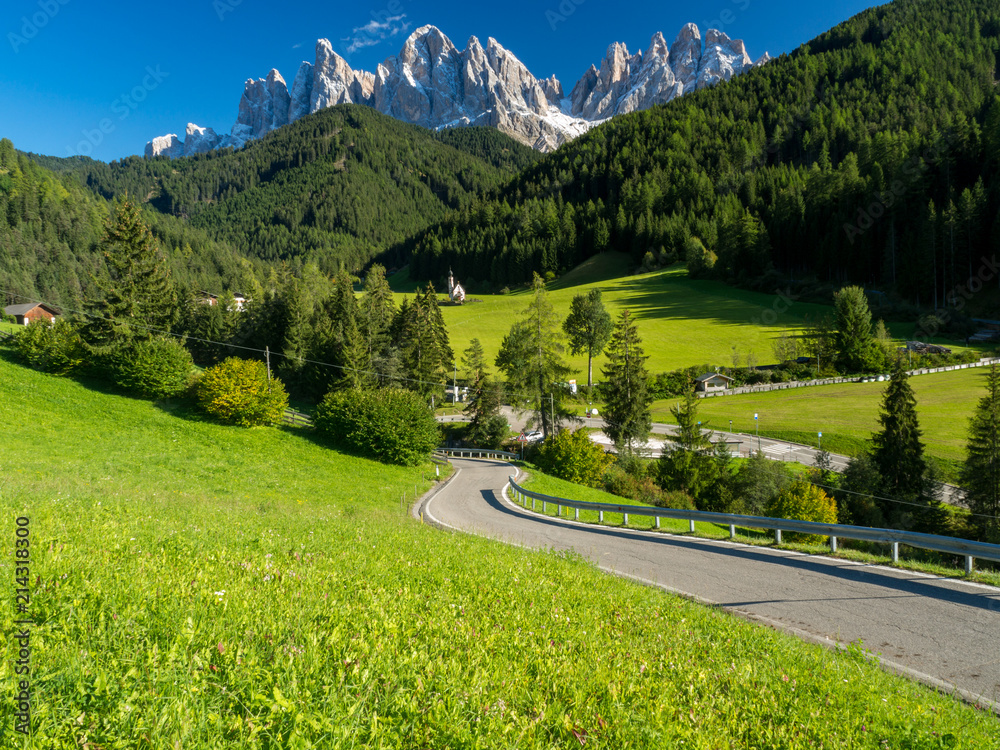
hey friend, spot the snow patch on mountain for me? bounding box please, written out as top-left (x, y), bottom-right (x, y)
top-left (146, 23), bottom-right (767, 157)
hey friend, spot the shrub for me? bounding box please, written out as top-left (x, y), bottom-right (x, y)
top-left (602, 464), bottom-right (671, 507)
top-left (658, 489), bottom-right (697, 511)
top-left (466, 414), bottom-right (510, 450)
top-left (765, 480), bottom-right (837, 542)
top-left (315, 387), bottom-right (439, 466)
top-left (535, 428), bottom-right (613, 488)
top-left (14, 319), bottom-right (84, 374)
top-left (196, 357), bottom-right (288, 427)
top-left (113, 337), bottom-right (194, 399)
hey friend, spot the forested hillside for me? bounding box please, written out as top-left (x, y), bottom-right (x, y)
top-left (76, 107), bottom-right (537, 275)
top-left (398, 0), bottom-right (1000, 306)
top-left (0, 139), bottom-right (261, 309)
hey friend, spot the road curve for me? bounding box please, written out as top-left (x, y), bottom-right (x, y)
top-left (418, 458), bottom-right (1000, 711)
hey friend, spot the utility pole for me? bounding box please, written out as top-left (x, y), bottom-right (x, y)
top-left (454, 365), bottom-right (458, 408)
top-left (265, 346), bottom-right (272, 391)
top-left (550, 392), bottom-right (556, 437)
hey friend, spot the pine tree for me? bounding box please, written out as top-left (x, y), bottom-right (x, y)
top-left (872, 357), bottom-right (926, 517)
top-left (461, 338), bottom-right (488, 389)
top-left (833, 285), bottom-right (877, 373)
top-left (495, 273), bottom-right (573, 437)
top-left (961, 364), bottom-right (1000, 542)
top-left (563, 289), bottom-right (613, 391)
top-left (601, 309), bottom-right (652, 455)
top-left (360, 263), bottom-right (395, 360)
top-left (315, 271), bottom-right (371, 392)
top-left (657, 389), bottom-right (717, 501)
top-left (83, 198), bottom-right (179, 350)
top-left (395, 284), bottom-right (453, 402)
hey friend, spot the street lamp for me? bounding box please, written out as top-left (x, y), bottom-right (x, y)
top-left (818, 431), bottom-right (822, 452)
top-left (754, 413), bottom-right (760, 452)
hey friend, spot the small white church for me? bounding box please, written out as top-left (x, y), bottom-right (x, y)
top-left (447, 268), bottom-right (465, 304)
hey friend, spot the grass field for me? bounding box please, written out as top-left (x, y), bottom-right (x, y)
top-left (392, 254), bottom-right (981, 376)
top-left (667, 367), bottom-right (994, 479)
top-left (2, 351), bottom-right (998, 746)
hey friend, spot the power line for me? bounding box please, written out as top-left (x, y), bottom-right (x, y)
top-left (808, 479), bottom-right (998, 521)
top-left (1, 288), bottom-right (459, 390)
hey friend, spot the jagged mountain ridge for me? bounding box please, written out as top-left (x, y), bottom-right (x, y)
top-left (147, 23), bottom-right (767, 158)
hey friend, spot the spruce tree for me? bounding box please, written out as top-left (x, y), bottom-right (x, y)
top-left (360, 263), bottom-right (395, 360)
top-left (563, 289), bottom-right (613, 391)
top-left (601, 309), bottom-right (652, 455)
top-left (833, 285), bottom-right (877, 373)
top-left (395, 284), bottom-right (453, 402)
top-left (83, 198), bottom-right (179, 350)
top-left (495, 273), bottom-right (572, 438)
top-left (961, 364), bottom-right (1000, 542)
top-left (872, 357), bottom-right (926, 516)
top-left (657, 390), bottom-right (717, 501)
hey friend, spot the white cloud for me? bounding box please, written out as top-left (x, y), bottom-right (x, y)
top-left (342, 14), bottom-right (410, 54)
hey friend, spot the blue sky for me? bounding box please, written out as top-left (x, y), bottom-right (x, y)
top-left (1, 0), bottom-right (886, 161)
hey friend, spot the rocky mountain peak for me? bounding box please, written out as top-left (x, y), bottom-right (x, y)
top-left (145, 21), bottom-right (764, 158)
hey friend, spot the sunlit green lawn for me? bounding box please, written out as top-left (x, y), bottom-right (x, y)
top-left (392, 254), bottom-right (981, 376)
top-left (1, 350), bottom-right (997, 747)
top-left (675, 367), bottom-right (993, 478)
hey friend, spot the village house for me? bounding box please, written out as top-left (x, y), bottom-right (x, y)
top-left (694, 372), bottom-right (734, 393)
top-left (4, 302), bottom-right (59, 326)
top-left (195, 292), bottom-right (247, 311)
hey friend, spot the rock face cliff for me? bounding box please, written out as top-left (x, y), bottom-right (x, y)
top-left (146, 23), bottom-right (766, 157)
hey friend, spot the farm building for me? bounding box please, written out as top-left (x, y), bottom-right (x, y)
top-left (694, 372), bottom-right (733, 393)
top-left (4, 302), bottom-right (59, 326)
top-left (195, 292), bottom-right (247, 311)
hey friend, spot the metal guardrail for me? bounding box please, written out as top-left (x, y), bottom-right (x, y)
top-left (699, 358), bottom-right (1000, 399)
top-left (508, 477), bottom-right (1000, 574)
top-left (439, 448), bottom-right (518, 461)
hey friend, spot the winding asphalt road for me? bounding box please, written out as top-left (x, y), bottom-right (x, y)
top-left (417, 458), bottom-right (1000, 712)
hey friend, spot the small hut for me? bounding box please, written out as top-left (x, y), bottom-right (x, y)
top-left (4, 302), bottom-right (59, 326)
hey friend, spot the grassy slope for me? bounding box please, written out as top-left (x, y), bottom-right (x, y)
top-left (1, 352), bottom-right (997, 747)
top-left (404, 254), bottom-right (978, 376)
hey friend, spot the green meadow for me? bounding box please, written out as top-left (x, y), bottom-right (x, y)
top-left (1, 352), bottom-right (998, 747)
top-left (679, 367), bottom-right (993, 478)
top-left (394, 254), bottom-right (969, 376)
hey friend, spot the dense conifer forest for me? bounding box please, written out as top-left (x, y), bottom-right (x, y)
top-left (397, 0), bottom-right (1000, 305)
top-left (74, 107), bottom-right (537, 275)
top-left (0, 139), bottom-right (263, 309)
